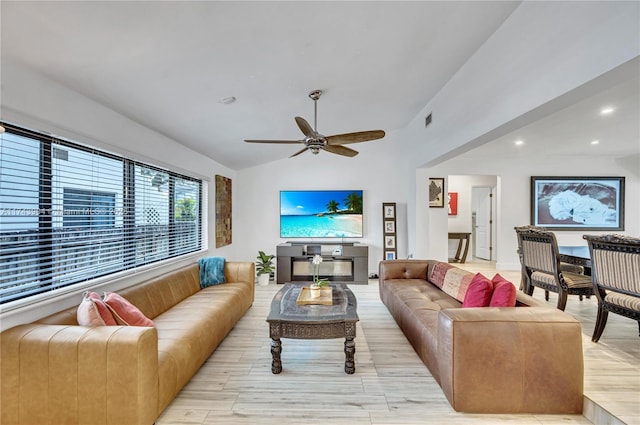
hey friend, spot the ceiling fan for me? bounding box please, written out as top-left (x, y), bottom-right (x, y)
top-left (244, 90), bottom-right (385, 158)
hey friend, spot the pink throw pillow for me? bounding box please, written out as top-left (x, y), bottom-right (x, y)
top-left (490, 274), bottom-right (517, 307)
top-left (462, 273), bottom-right (494, 307)
top-left (103, 292), bottom-right (154, 327)
top-left (77, 291), bottom-right (117, 326)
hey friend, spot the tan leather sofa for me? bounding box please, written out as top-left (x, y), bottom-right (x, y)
top-left (1, 261), bottom-right (255, 425)
top-left (379, 259), bottom-right (584, 414)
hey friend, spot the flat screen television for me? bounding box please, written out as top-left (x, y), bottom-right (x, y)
top-left (280, 190), bottom-right (363, 238)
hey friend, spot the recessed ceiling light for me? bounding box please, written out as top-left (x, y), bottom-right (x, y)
top-left (220, 96), bottom-right (237, 105)
top-left (514, 140), bottom-right (524, 146)
top-left (600, 107), bottom-right (615, 115)
top-left (591, 140), bottom-right (600, 145)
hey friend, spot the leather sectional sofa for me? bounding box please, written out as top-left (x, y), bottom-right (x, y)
top-left (379, 259), bottom-right (584, 414)
top-left (1, 261), bottom-right (255, 425)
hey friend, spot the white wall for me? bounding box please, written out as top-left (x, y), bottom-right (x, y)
top-left (0, 61), bottom-right (238, 329)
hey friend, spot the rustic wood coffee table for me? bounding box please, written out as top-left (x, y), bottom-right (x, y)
top-left (266, 282), bottom-right (359, 374)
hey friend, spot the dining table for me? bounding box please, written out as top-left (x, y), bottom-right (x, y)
top-left (558, 245), bottom-right (592, 275)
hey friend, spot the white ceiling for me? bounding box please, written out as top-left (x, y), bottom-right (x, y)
top-left (2, 1), bottom-right (637, 170)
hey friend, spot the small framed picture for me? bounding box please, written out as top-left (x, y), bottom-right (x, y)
top-left (385, 235), bottom-right (396, 249)
top-left (385, 251), bottom-right (396, 260)
top-left (429, 177), bottom-right (445, 208)
top-left (384, 220), bottom-right (395, 234)
top-left (383, 203), bottom-right (396, 219)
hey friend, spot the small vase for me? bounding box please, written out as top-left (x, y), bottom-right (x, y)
top-left (310, 285), bottom-right (321, 298)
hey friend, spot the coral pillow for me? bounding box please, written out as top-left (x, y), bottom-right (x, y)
top-left (103, 292), bottom-right (154, 327)
top-left (490, 274), bottom-right (517, 307)
top-left (462, 273), bottom-right (494, 307)
top-left (77, 291), bottom-right (117, 326)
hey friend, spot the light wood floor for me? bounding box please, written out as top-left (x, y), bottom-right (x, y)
top-left (157, 261), bottom-right (639, 425)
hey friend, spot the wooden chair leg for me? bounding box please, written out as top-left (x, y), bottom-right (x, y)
top-left (556, 291), bottom-right (568, 311)
top-left (592, 307), bottom-right (609, 343)
top-left (545, 290), bottom-right (549, 301)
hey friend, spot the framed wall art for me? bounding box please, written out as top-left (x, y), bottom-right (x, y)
top-left (382, 202), bottom-right (397, 261)
top-left (429, 177), bottom-right (445, 208)
top-left (384, 220), bottom-right (396, 234)
top-left (530, 176), bottom-right (624, 230)
top-left (215, 175), bottom-right (232, 247)
top-left (448, 192), bottom-right (458, 215)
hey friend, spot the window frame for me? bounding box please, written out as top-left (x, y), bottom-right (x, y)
top-left (0, 123), bottom-right (205, 306)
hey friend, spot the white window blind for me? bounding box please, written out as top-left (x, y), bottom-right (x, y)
top-left (0, 123), bottom-right (203, 304)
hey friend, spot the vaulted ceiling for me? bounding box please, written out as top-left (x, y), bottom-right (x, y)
top-left (2, 1), bottom-right (637, 170)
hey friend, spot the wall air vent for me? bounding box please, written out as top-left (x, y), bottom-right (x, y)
top-left (425, 113), bottom-right (432, 128)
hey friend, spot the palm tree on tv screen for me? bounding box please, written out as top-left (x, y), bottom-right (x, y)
top-left (344, 192), bottom-right (363, 214)
top-left (326, 200), bottom-right (340, 213)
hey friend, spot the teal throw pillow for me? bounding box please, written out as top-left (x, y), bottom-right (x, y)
top-left (199, 257), bottom-right (226, 288)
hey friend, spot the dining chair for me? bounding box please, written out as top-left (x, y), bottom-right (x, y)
top-left (515, 226), bottom-right (593, 310)
top-left (584, 234), bottom-right (640, 342)
top-left (515, 225), bottom-right (585, 293)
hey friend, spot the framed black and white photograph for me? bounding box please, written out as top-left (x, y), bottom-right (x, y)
top-left (385, 235), bottom-right (396, 249)
top-left (530, 176), bottom-right (625, 230)
top-left (383, 203), bottom-right (396, 219)
top-left (384, 220), bottom-right (395, 234)
top-left (385, 251), bottom-right (396, 260)
top-left (429, 177), bottom-right (445, 208)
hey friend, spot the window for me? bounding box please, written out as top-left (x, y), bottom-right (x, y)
top-left (0, 124), bottom-right (204, 304)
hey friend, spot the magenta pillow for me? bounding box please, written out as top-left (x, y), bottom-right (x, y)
top-left (462, 273), bottom-right (494, 307)
top-left (103, 292), bottom-right (154, 327)
top-left (490, 274), bottom-right (517, 307)
top-left (77, 291), bottom-right (117, 326)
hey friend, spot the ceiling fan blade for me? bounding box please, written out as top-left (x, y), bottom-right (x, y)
top-left (295, 117), bottom-right (314, 137)
top-left (323, 145), bottom-right (359, 157)
top-left (244, 139), bottom-right (303, 144)
top-left (289, 147), bottom-right (309, 157)
top-left (326, 130), bottom-right (385, 145)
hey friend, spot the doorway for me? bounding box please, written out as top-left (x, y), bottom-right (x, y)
top-left (472, 186), bottom-right (493, 261)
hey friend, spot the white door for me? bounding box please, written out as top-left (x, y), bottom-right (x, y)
top-left (473, 187), bottom-right (492, 260)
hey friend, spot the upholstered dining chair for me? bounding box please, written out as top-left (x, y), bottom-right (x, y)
top-left (515, 226), bottom-right (593, 310)
top-left (584, 234), bottom-right (640, 342)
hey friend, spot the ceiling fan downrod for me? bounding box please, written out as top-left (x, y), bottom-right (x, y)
top-left (309, 89), bottom-right (322, 132)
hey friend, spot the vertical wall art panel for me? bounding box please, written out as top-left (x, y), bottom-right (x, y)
top-left (448, 192), bottom-right (458, 215)
top-left (215, 175), bottom-right (232, 247)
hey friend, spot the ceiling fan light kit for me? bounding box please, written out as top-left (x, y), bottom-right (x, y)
top-left (244, 89), bottom-right (385, 158)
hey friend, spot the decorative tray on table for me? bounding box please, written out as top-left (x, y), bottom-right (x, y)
top-left (296, 287), bottom-right (333, 306)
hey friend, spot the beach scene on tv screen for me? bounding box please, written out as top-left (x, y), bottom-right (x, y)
top-left (280, 190), bottom-right (363, 238)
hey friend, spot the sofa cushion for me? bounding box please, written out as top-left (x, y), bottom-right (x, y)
top-left (77, 291), bottom-right (118, 326)
top-left (104, 292), bottom-right (155, 327)
top-left (462, 273), bottom-right (494, 307)
top-left (490, 274), bottom-right (517, 307)
top-left (199, 256), bottom-right (226, 287)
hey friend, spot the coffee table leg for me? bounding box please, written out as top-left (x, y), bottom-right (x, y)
top-left (344, 336), bottom-right (356, 374)
top-left (271, 338), bottom-right (282, 374)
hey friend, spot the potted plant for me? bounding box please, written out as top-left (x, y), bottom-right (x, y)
top-left (310, 254), bottom-right (330, 297)
top-left (256, 251), bottom-right (275, 286)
